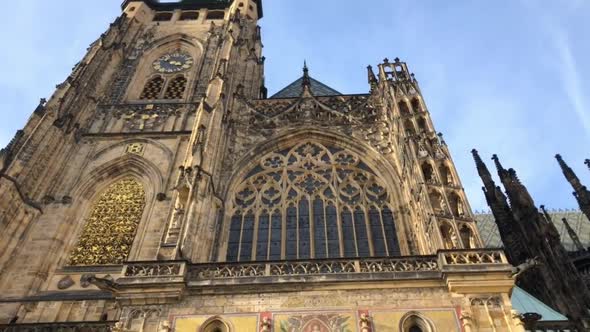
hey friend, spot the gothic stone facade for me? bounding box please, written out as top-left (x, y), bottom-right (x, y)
top-left (0, 1), bottom-right (527, 331)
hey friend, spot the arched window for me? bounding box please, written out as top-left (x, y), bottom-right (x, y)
top-left (448, 192), bottom-right (465, 217)
top-left (202, 320), bottom-right (229, 332)
top-left (163, 75), bottom-right (187, 99)
top-left (404, 120), bottom-right (416, 136)
top-left (429, 190), bottom-right (444, 214)
top-left (421, 162), bottom-right (435, 184)
top-left (226, 141), bottom-right (401, 262)
top-left (207, 10), bottom-right (225, 20)
top-left (460, 225), bottom-right (474, 249)
top-left (400, 312), bottom-right (435, 332)
top-left (398, 101), bottom-right (410, 115)
top-left (438, 163), bottom-right (454, 185)
top-left (440, 222), bottom-right (457, 250)
top-left (411, 98), bottom-right (423, 113)
top-left (417, 117), bottom-right (427, 132)
top-left (69, 178), bottom-right (145, 265)
top-left (140, 76), bottom-right (165, 100)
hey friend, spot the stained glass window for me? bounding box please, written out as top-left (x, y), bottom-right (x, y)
top-left (226, 141), bottom-right (400, 261)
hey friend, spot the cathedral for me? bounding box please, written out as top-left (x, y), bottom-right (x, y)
top-left (0, 1), bottom-right (588, 331)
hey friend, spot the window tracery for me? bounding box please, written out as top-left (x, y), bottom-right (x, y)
top-left (140, 76), bottom-right (165, 100)
top-left (68, 178), bottom-right (145, 266)
top-left (163, 75), bottom-right (187, 99)
top-left (227, 141), bottom-right (401, 262)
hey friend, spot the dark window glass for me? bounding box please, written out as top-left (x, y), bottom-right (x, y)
top-left (269, 211), bottom-right (282, 260)
top-left (370, 207), bottom-right (387, 256)
top-left (153, 12), bottom-right (173, 22)
top-left (180, 11), bottom-right (199, 21)
top-left (298, 198), bottom-right (310, 259)
top-left (163, 76), bottom-right (187, 99)
top-left (342, 209), bottom-right (356, 257)
top-left (227, 215), bottom-right (242, 262)
top-left (207, 10), bottom-right (225, 20)
top-left (409, 326), bottom-right (423, 332)
top-left (382, 207), bottom-right (400, 256)
top-left (140, 76), bottom-right (164, 100)
top-left (286, 206), bottom-right (297, 259)
top-left (255, 213), bottom-right (270, 260)
top-left (354, 208), bottom-right (370, 257)
top-left (326, 204), bottom-right (340, 258)
top-left (313, 198), bottom-right (326, 259)
top-left (239, 213), bottom-right (254, 261)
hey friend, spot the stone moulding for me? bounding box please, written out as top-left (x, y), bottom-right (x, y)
top-left (83, 250), bottom-right (510, 301)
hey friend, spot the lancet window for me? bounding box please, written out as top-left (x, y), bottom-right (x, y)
top-left (139, 76), bottom-right (165, 100)
top-left (163, 75), bottom-right (188, 99)
top-left (69, 178), bottom-right (145, 265)
top-left (226, 141), bottom-right (401, 262)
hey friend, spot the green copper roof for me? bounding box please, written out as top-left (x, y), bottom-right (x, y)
top-left (270, 76), bottom-right (342, 99)
top-left (512, 287), bottom-right (568, 321)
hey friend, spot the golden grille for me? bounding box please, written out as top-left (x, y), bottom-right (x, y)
top-left (140, 76), bottom-right (164, 100)
top-left (69, 178), bottom-right (145, 265)
top-left (164, 76), bottom-right (187, 99)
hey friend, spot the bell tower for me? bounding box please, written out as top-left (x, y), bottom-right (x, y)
top-left (0, 2), bottom-right (534, 331)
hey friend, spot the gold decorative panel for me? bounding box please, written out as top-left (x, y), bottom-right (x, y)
top-left (126, 143), bottom-right (145, 156)
top-left (69, 178), bottom-right (146, 265)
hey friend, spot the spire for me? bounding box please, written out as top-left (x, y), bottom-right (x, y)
top-left (492, 154), bottom-right (508, 180)
top-left (556, 154), bottom-right (590, 222)
top-left (472, 149), bottom-right (494, 189)
top-left (556, 154), bottom-right (583, 190)
top-left (367, 65), bottom-right (378, 92)
top-left (562, 217), bottom-right (585, 252)
top-left (302, 60), bottom-right (311, 88)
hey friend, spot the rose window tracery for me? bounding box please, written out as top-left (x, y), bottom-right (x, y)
top-left (226, 141), bottom-right (401, 262)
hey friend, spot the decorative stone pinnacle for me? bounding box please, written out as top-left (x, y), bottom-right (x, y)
top-left (302, 60), bottom-right (311, 87)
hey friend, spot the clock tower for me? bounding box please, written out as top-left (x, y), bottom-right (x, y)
top-left (0, 1), bottom-right (531, 331)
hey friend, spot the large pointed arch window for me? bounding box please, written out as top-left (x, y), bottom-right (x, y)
top-left (226, 141), bottom-right (401, 262)
top-left (69, 178), bottom-right (146, 265)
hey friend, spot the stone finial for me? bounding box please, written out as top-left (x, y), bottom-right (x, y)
top-left (585, 159), bottom-right (590, 170)
top-left (302, 60), bottom-right (311, 87)
top-left (563, 217), bottom-right (585, 252)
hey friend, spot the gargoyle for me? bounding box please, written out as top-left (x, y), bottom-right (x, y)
top-left (511, 257), bottom-right (541, 279)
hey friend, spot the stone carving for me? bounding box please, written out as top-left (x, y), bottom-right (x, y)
top-left (359, 312), bottom-right (372, 332)
top-left (359, 258), bottom-right (438, 272)
top-left (69, 178), bottom-right (145, 266)
top-left (191, 256), bottom-right (440, 280)
top-left (105, 103), bottom-right (191, 131)
top-left (123, 263), bottom-right (182, 277)
top-left (260, 317), bottom-right (272, 332)
top-left (443, 250), bottom-right (505, 265)
top-left (57, 276), bottom-right (75, 290)
top-left (470, 296), bottom-right (502, 307)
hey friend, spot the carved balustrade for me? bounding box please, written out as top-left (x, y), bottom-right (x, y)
top-left (441, 249), bottom-right (507, 265)
top-left (0, 321), bottom-right (116, 332)
top-left (119, 261), bottom-right (186, 285)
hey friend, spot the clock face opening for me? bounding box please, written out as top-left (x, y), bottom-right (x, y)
top-left (153, 52), bottom-right (194, 73)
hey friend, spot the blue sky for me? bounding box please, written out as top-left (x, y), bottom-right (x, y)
top-left (1, 0), bottom-right (588, 211)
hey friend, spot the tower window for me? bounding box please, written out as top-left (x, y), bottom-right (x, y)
top-left (153, 12), bottom-right (173, 22)
top-left (180, 11), bottom-right (199, 21)
top-left (411, 98), bottom-right (423, 112)
top-left (140, 76), bottom-right (165, 100)
top-left (207, 11), bottom-right (225, 20)
top-left (398, 101), bottom-right (410, 115)
top-left (164, 75), bottom-right (187, 99)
